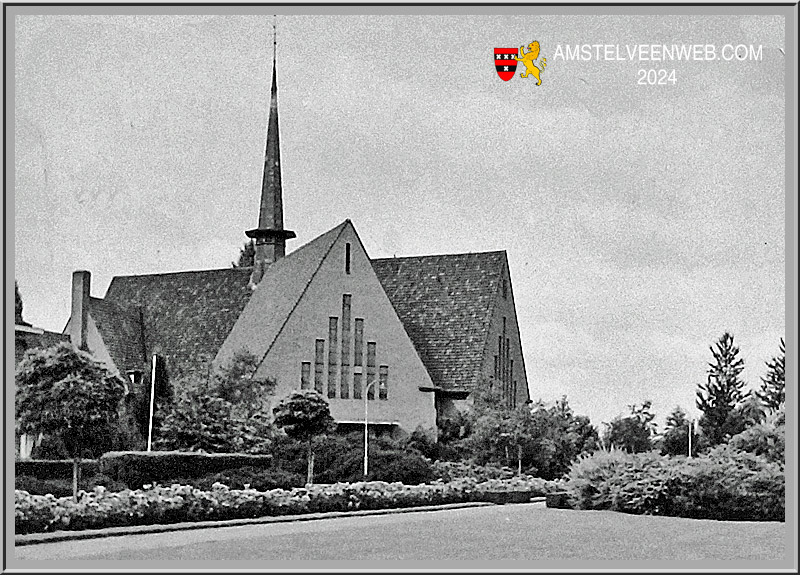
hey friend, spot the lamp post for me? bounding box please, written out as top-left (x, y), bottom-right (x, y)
top-left (363, 379), bottom-right (378, 478)
top-left (147, 354), bottom-right (157, 452)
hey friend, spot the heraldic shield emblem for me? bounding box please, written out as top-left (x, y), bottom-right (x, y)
top-left (494, 48), bottom-right (518, 81)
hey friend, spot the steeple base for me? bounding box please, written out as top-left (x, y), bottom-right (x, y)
top-left (245, 227), bottom-right (296, 287)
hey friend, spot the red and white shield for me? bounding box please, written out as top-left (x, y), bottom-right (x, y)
top-left (494, 48), bottom-right (518, 81)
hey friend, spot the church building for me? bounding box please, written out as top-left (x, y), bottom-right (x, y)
top-left (61, 41), bottom-right (530, 438)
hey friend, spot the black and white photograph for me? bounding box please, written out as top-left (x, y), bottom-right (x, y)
top-left (7, 3), bottom-right (795, 570)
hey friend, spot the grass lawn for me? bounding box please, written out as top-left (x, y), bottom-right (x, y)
top-left (14, 502), bottom-right (786, 562)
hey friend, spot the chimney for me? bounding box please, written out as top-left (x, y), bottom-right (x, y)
top-left (70, 270), bottom-right (91, 350)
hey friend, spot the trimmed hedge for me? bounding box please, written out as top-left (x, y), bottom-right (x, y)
top-left (15, 476), bottom-right (548, 534)
top-left (565, 447), bottom-right (784, 521)
top-left (98, 451), bottom-right (273, 489)
top-left (15, 460), bottom-right (101, 482)
top-left (185, 467), bottom-right (305, 492)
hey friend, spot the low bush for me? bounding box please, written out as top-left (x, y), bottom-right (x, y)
top-left (728, 422), bottom-right (785, 465)
top-left (98, 451), bottom-right (273, 489)
top-left (565, 447), bottom-right (784, 521)
top-left (15, 477), bottom-right (545, 535)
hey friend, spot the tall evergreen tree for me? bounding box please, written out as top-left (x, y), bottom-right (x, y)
top-left (757, 338), bottom-right (785, 413)
top-left (696, 332), bottom-right (747, 446)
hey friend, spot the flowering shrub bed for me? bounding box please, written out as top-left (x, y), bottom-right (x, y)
top-left (15, 476), bottom-right (549, 535)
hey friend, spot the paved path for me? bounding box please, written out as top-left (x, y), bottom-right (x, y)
top-left (15, 503), bottom-right (785, 562)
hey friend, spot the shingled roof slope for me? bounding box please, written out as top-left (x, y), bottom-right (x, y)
top-left (104, 267), bottom-right (253, 379)
top-left (371, 251), bottom-right (506, 392)
top-left (88, 297), bottom-right (146, 375)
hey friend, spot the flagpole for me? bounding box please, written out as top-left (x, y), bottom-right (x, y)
top-left (147, 354), bottom-right (157, 452)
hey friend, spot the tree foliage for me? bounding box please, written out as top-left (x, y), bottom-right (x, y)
top-left (757, 338), bottom-right (785, 413)
top-left (464, 390), bottom-right (598, 480)
top-left (232, 240), bottom-right (255, 268)
top-left (696, 332), bottom-right (748, 446)
top-left (211, 349), bottom-right (275, 416)
top-left (603, 401), bottom-right (656, 454)
top-left (154, 350), bottom-right (275, 454)
top-left (154, 393), bottom-right (273, 454)
top-left (15, 342), bottom-right (127, 457)
top-left (660, 406), bottom-right (694, 457)
top-left (15, 342), bottom-right (127, 499)
top-left (272, 389), bottom-right (335, 485)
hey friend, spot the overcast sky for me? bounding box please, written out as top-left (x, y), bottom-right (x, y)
top-left (13, 12), bottom-right (786, 429)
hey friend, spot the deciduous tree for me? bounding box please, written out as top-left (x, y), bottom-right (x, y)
top-left (603, 401), bottom-right (656, 453)
top-left (154, 350), bottom-right (275, 454)
top-left (272, 390), bottom-right (335, 485)
top-left (15, 343), bottom-right (126, 500)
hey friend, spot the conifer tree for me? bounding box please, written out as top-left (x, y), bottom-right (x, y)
top-left (757, 338), bottom-right (785, 413)
top-left (696, 332), bottom-right (747, 446)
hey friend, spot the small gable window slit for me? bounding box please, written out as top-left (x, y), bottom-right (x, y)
top-left (345, 243), bottom-right (351, 274)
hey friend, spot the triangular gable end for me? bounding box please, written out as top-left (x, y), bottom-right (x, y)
top-left (220, 219), bottom-right (437, 433)
top-left (213, 220), bottom-right (349, 371)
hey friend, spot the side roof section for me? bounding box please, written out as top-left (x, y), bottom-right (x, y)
top-left (371, 250), bottom-right (506, 392)
top-left (104, 267), bottom-right (253, 380)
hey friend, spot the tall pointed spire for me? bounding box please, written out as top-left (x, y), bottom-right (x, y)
top-left (246, 16), bottom-right (295, 287)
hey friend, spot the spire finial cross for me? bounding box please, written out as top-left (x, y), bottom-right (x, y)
top-left (272, 15), bottom-right (277, 62)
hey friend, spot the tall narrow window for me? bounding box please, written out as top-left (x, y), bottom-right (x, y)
top-left (494, 355), bottom-right (499, 379)
top-left (328, 317), bottom-right (338, 399)
top-left (301, 362), bottom-right (311, 390)
top-left (340, 295), bottom-right (351, 399)
top-left (353, 372), bottom-right (363, 399)
top-left (314, 339), bottom-right (325, 394)
top-left (366, 342), bottom-right (376, 400)
top-left (498, 335), bottom-right (504, 384)
top-left (512, 381), bottom-right (517, 408)
top-left (354, 318), bottom-right (364, 366)
top-left (506, 337), bottom-right (511, 379)
top-left (379, 365), bottom-right (388, 400)
top-left (345, 242), bottom-right (351, 274)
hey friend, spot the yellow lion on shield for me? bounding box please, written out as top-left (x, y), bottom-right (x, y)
top-left (514, 41), bottom-right (547, 85)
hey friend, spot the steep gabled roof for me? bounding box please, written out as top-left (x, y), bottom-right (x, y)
top-left (104, 267), bottom-right (253, 379)
top-left (214, 221), bottom-right (349, 369)
top-left (371, 250), bottom-right (506, 392)
top-left (88, 297), bottom-right (146, 375)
